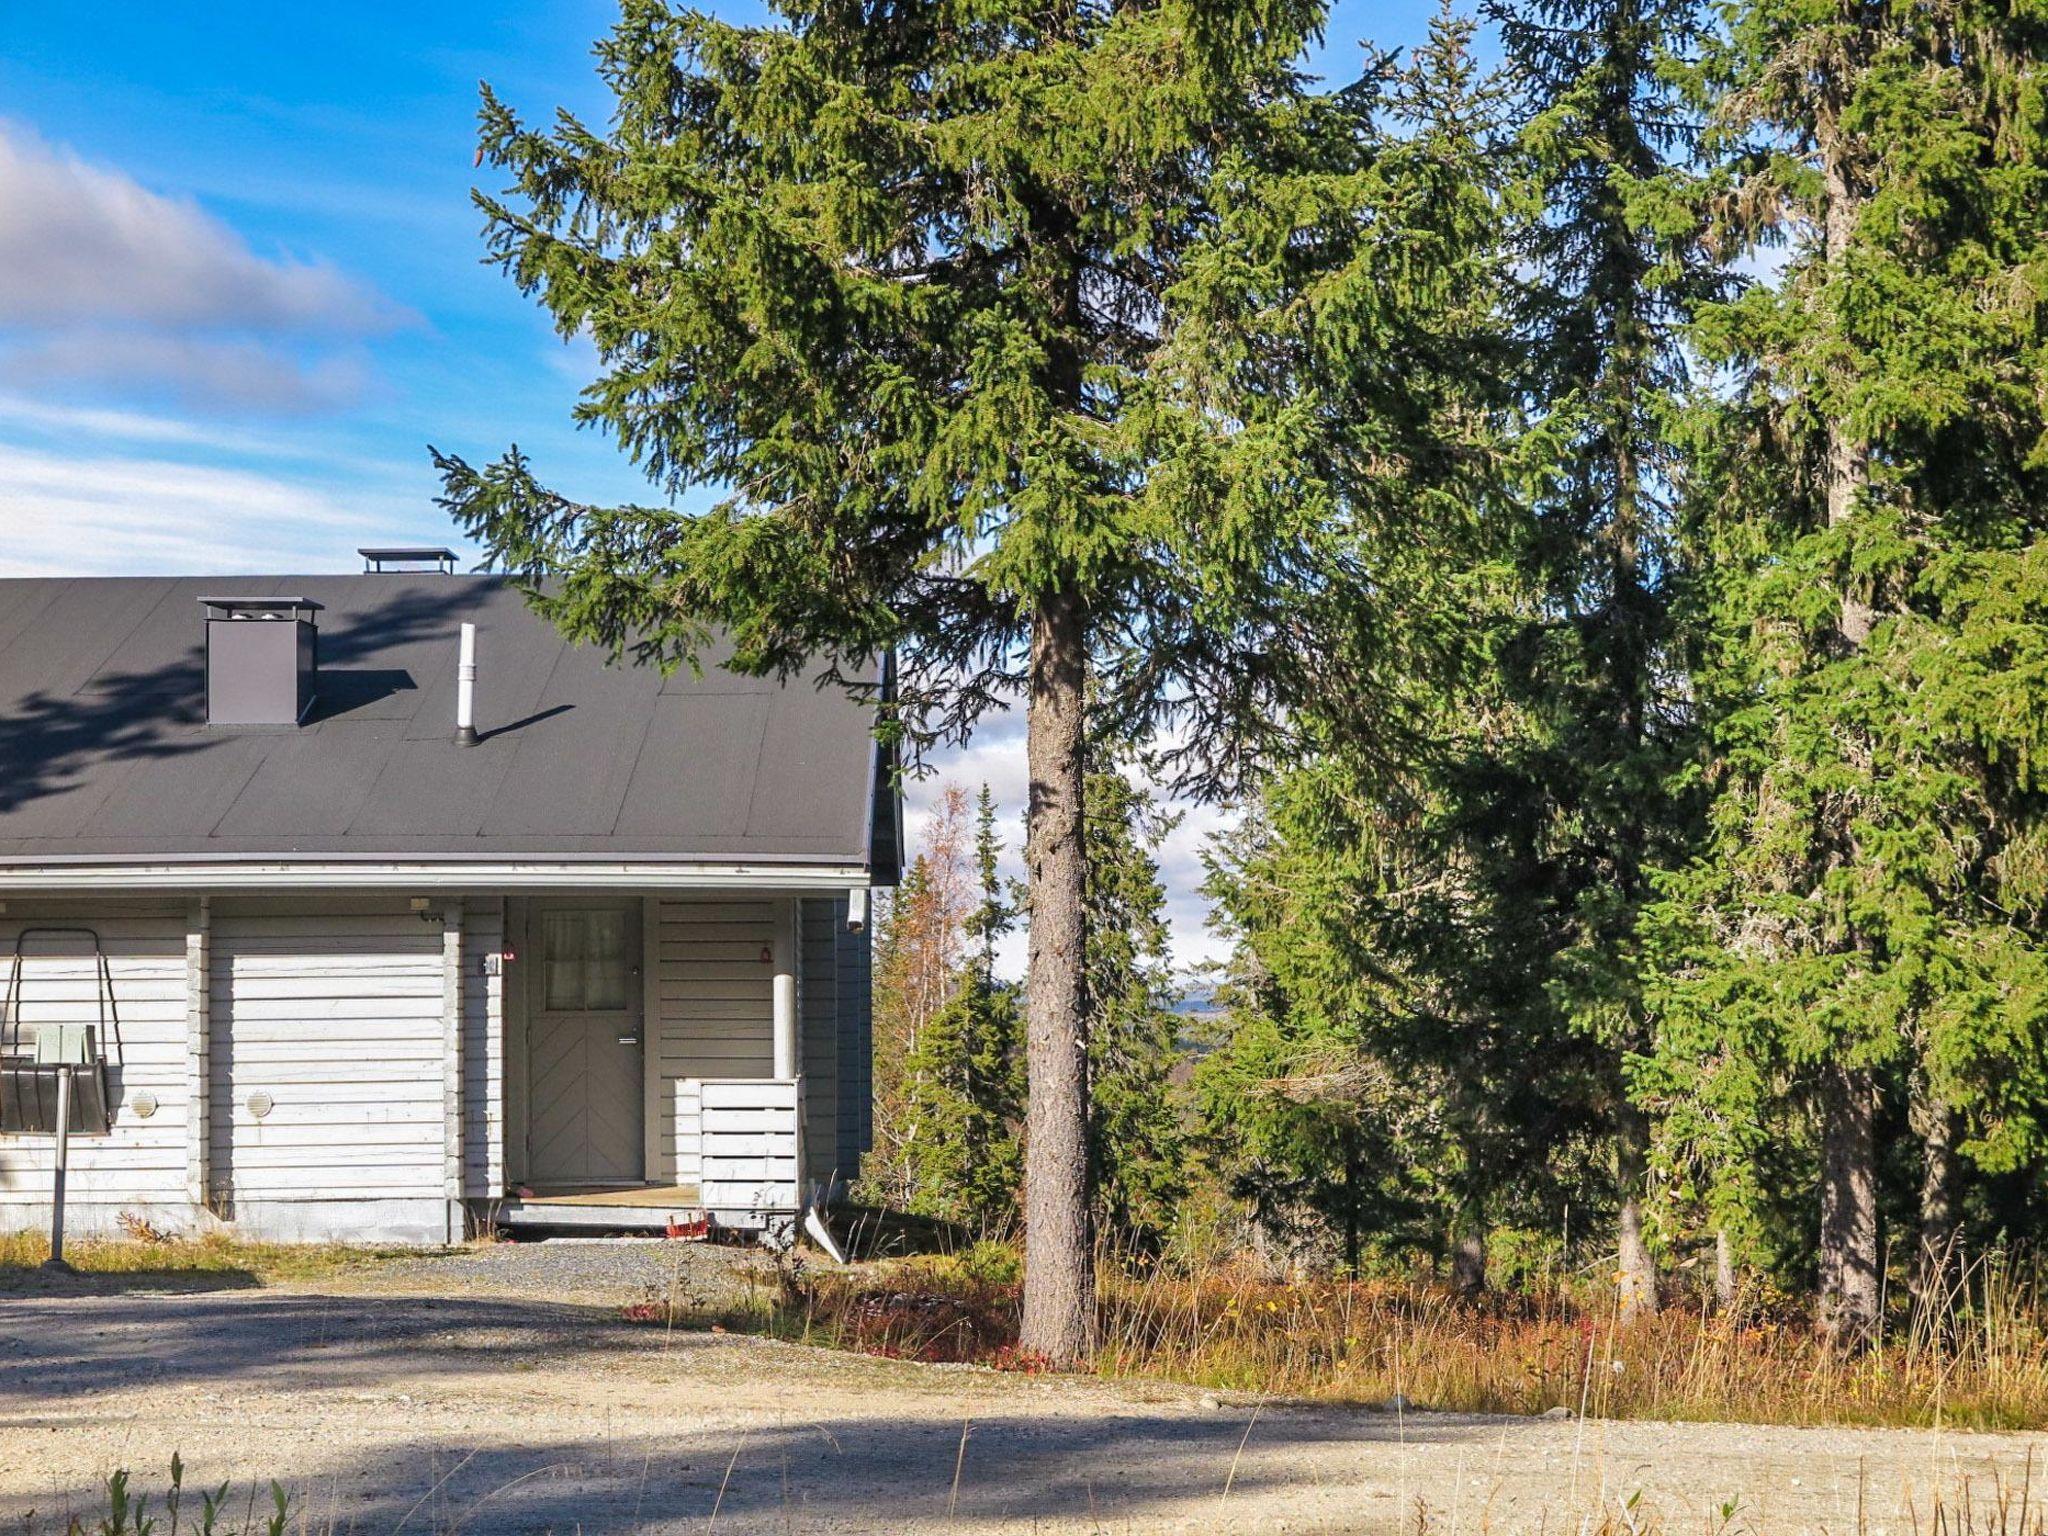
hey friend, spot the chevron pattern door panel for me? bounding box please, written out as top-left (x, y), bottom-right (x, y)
top-left (527, 905), bottom-right (643, 1185)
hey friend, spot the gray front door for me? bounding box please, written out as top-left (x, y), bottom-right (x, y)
top-left (527, 903), bottom-right (644, 1186)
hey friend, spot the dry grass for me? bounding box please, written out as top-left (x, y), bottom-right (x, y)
top-left (661, 1244), bottom-right (2048, 1431)
top-left (0, 1229), bottom-right (427, 1288)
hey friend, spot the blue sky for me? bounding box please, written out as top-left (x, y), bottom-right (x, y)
top-left (0, 0), bottom-right (1446, 967)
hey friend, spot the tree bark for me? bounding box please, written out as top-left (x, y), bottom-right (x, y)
top-left (1451, 1186), bottom-right (1487, 1297)
top-left (1713, 1226), bottom-right (1739, 1312)
top-left (1810, 12), bottom-right (1882, 1350)
top-left (1817, 1061), bottom-right (1881, 1344)
top-left (1020, 587), bottom-right (1095, 1367)
top-left (1615, 1106), bottom-right (1659, 1323)
top-left (1911, 1082), bottom-right (1961, 1315)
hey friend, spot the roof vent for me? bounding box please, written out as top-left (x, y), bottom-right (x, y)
top-left (359, 546), bottom-right (457, 574)
top-left (198, 596), bottom-right (321, 726)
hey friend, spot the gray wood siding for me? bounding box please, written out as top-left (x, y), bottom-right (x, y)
top-left (208, 903), bottom-right (447, 1201)
top-left (800, 897), bottom-right (842, 1190)
top-left (649, 897), bottom-right (775, 1183)
top-left (836, 909), bottom-right (873, 1175)
top-left (0, 903), bottom-right (190, 1209)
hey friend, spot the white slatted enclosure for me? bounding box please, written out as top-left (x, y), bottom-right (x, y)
top-left (697, 1077), bottom-right (803, 1214)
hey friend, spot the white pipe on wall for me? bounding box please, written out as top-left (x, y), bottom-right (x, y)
top-left (772, 898), bottom-right (799, 1080)
top-left (455, 622), bottom-right (478, 746)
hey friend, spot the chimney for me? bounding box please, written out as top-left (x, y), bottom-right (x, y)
top-left (198, 596), bottom-right (322, 726)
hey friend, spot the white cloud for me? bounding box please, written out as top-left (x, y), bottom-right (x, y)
top-left (0, 441), bottom-right (423, 577)
top-left (1, 332), bottom-right (371, 413)
top-left (903, 714), bottom-right (1237, 982)
top-left (0, 121), bottom-right (399, 334)
top-left (0, 121), bottom-right (409, 419)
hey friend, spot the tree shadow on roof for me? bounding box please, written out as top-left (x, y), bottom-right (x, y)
top-left (0, 586), bottom-right (479, 819)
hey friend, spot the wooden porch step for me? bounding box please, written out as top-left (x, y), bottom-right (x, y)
top-left (517, 1183), bottom-right (702, 1208)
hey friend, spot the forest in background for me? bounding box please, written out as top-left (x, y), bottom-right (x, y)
top-left (845, 0), bottom-right (2048, 1343)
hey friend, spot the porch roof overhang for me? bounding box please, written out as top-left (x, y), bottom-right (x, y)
top-left (0, 853), bottom-right (875, 893)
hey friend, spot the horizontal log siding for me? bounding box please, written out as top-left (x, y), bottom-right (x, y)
top-left (462, 898), bottom-right (505, 1198)
top-left (650, 898), bottom-right (775, 1183)
top-left (0, 902), bottom-right (191, 1208)
top-left (209, 904), bottom-right (447, 1202)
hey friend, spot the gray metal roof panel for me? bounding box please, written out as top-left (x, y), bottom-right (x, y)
top-left (0, 574), bottom-right (880, 867)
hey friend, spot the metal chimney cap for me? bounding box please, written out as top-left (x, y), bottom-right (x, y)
top-left (196, 595), bottom-right (324, 616)
top-left (360, 546), bottom-right (458, 573)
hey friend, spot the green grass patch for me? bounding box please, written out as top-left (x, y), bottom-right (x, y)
top-left (0, 1229), bottom-right (434, 1289)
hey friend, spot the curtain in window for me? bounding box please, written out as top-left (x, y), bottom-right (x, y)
top-left (542, 910), bottom-right (630, 1011)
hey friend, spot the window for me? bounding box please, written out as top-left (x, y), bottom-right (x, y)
top-left (541, 910), bottom-right (631, 1011)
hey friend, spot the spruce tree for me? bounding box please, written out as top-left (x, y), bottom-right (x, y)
top-left (1198, 6), bottom-right (1617, 1292)
top-left (897, 787), bottom-right (1026, 1228)
top-left (1643, 0), bottom-right (2048, 1340)
top-left (862, 788), bottom-right (973, 1208)
top-left (435, 0), bottom-right (1500, 1362)
top-left (1082, 764), bottom-right (1187, 1253)
top-left (1487, 0), bottom-right (1717, 1319)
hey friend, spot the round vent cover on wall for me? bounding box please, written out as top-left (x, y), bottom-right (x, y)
top-left (130, 1091), bottom-right (158, 1119)
top-left (247, 1091), bottom-right (274, 1120)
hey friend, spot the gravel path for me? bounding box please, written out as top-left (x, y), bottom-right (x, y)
top-left (362, 1234), bottom-right (780, 1308)
top-left (3, 1252), bottom-right (2045, 1534)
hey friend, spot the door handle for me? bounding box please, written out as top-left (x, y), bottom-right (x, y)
top-left (618, 1035), bottom-right (640, 1046)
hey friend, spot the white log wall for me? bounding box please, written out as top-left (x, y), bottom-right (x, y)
top-left (0, 902), bottom-right (190, 1213)
top-left (0, 887), bottom-right (854, 1238)
top-left (462, 898), bottom-right (505, 1199)
top-left (207, 901), bottom-right (448, 1202)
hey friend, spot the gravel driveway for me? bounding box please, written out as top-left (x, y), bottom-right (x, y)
top-left (3, 1246), bottom-right (2044, 1534)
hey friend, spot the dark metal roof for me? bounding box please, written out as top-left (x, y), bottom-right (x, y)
top-left (0, 574), bottom-right (888, 869)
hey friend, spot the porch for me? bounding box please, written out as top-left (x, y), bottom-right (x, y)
top-left (491, 895), bottom-right (866, 1230)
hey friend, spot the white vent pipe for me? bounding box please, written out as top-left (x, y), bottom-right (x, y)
top-left (455, 622), bottom-right (478, 747)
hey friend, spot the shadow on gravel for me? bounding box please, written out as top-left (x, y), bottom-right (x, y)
top-left (0, 1264), bottom-right (262, 1298)
top-left (2, 1289), bottom-right (1478, 1533)
top-left (0, 1290), bottom-right (648, 1397)
top-left (11, 1408), bottom-right (1452, 1534)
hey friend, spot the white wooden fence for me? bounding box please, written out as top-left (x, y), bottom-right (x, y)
top-left (696, 1077), bottom-right (803, 1214)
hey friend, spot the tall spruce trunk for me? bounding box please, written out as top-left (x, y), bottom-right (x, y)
top-left (1811, 29), bottom-right (1882, 1346)
top-left (1605, 219), bottom-right (1660, 1326)
top-left (1451, 1176), bottom-right (1488, 1296)
top-left (1714, 1226), bottom-right (1739, 1311)
top-left (1817, 1061), bottom-right (1881, 1344)
top-left (1615, 1105), bottom-right (1658, 1323)
top-left (1020, 588), bottom-right (1095, 1367)
top-left (1911, 1080), bottom-right (1960, 1314)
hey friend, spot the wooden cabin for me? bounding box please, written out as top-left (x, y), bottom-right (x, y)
top-left (0, 558), bottom-right (897, 1243)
